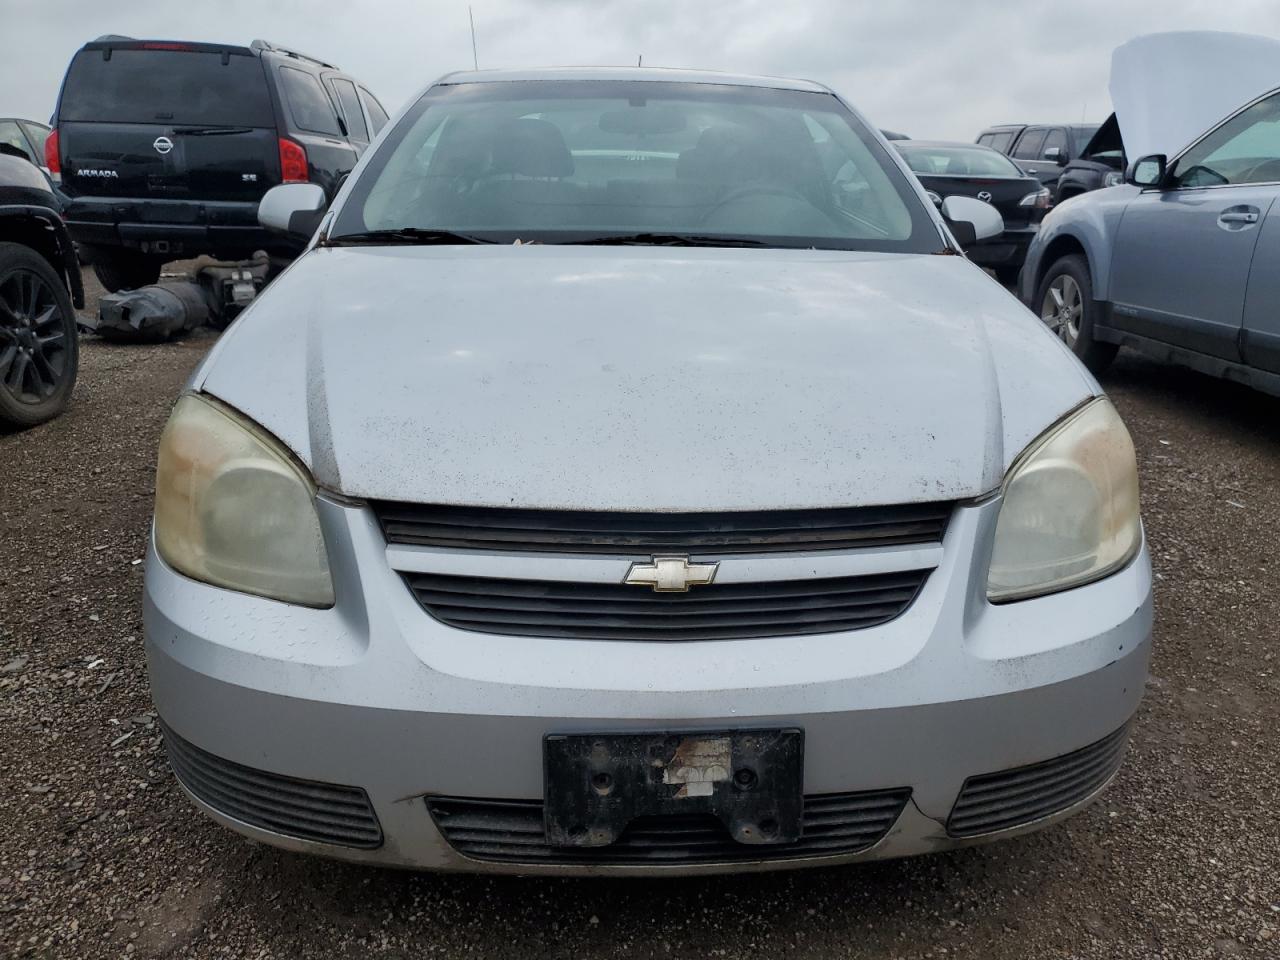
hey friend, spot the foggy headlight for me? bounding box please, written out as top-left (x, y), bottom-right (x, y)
top-left (154, 394), bottom-right (334, 607)
top-left (987, 398), bottom-right (1140, 602)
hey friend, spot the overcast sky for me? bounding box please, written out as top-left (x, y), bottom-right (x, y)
top-left (5, 0), bottom-right (1280, 138)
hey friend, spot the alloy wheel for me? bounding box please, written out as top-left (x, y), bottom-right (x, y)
top-left (1041, 274), bottom-right (1082, 347)
top-left (0, 267), bottom-right (69, 406)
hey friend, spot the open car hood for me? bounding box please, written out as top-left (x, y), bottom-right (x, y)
top-left (1079, 113), bottom-right (1122, 161)
top-left (1110, 31), bottom-right (1280, 164)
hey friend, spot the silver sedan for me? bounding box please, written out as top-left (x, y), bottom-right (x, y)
top-left (145, 67), bottom-right (1151, 875)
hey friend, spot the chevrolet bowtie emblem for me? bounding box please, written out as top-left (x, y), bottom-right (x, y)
top-left (624, 556), bottom-right (719, 592)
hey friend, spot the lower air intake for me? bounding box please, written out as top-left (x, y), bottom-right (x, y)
top-left (162, 722), bottom-right (382, 849)
top-left (427, 789), bottom-right (911, 865)
top-left (947, 724), bottom-right (1131, 837)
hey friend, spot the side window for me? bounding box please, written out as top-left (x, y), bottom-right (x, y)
top-left (989, 131), bottom-right (1015, 154)
top-left (0, 120), bottom-right (34, 163)
top-left (977, 133), bottom-right (994, 147)
top-left (279, 66), bottom-right (342, 136)
top-left (361, 89), bottom-right (390, 135)
top-left (19, 122), bottom-right (50, 160)
top-left (1041, 128), bottom-right (1068, 158)
top-left (1012, 128), bottom-right (1046, 160)
top-left (329, 78), bottom-right (369, 142)
top-left (1172, 91), bottom-right (1280, 187)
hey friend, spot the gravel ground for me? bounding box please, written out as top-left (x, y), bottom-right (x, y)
top-left (1, 268), bottom-right (1278, 959)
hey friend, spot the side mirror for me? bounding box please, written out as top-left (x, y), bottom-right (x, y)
top-left (259, 183), bottom-right (328, 239)
top-left (1128, 154), bottom-right (1167, 188)
top-left (1043, 146), bottom-right (1069, 166)
top-left (941, 194), bottom-right (1003, 247)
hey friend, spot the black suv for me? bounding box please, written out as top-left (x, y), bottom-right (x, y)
top-left (1053, 114), bottom-right (1126, 204)
top-left (976, 123), bottom-right (1100, 191)
top-left (48, 37), bottom-right (388, 290)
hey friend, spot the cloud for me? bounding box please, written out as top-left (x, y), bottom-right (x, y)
top-left (4, 0), bottom-right (1280, 139)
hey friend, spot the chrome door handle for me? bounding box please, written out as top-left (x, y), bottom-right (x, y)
top-left (1219, 210), bottom-right (1259, 224)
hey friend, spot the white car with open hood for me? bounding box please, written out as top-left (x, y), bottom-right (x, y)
top-left (145, 67), bottom-right (1152, 874)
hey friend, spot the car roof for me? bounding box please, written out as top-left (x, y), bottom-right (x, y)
top-left (899, 140), bottom-right (1001, 150)
top-left (433, 66), bottom-right (832, 93)
top-left (1015, 122), bottom-right (1099, 130)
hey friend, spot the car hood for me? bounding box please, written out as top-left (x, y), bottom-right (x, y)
top-left (196, 246), bottom-right (1094, 511)
top-left (1110, 31), bottom-right (1280, 163)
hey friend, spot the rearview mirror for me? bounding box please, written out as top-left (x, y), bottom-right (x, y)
top-left (259, 183), bottom-right (328, 239)
top-left (941, 194), bottom-right (1003, 247)
top-left (598, 107), bottom-right (687, 135)
top-left (1128, 154), bottom-right (1167, 188)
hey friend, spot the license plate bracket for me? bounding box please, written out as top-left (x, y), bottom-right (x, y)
top-left (543, 729), bottom-right (804, 848)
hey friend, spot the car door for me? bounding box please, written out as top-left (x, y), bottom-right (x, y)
top-left (1242, 203), bottom-right (1280, 373)
top-left (276, 64), bottom-right (360, 198)
top-left (1012, 127), bottom-right (1058, 187)
top-left (1110, 89), bottom-right (1280, 362)
top-left (324, 75), bottom-right (370, 155)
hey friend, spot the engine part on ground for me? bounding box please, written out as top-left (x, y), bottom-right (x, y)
top-left (89, 250), bottom-right (278, 341)
top-left (92, 281), bottom-right (212, 343)
top-left (190, 251), bottom-right (272, 330)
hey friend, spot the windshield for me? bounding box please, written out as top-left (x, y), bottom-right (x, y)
top-left (331, 80), bottom-right (940, 251)
top-left (896, 143), bottom-right (1024, 178)
top-left (60, 49), bottom-right (274, 127)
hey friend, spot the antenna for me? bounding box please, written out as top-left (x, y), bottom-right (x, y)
top-left (469, 6), bottom-right (479, 71)
top-left (638, 54), bottom-right (643, 67)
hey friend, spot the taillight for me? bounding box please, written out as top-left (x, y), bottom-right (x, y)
top-left (278, 138), bottom-right (308, 184)
top-left (1019, 187), bottom-right (1052, 209)
top-left (44, 128), bottom-right (60, 174)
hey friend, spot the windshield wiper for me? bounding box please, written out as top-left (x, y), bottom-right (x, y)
top-left (172, 126), bottom-right (254, 136)
top-left (325, 228), bottom-right (494, 247)
top-left (569, 232), bottom-right (774, 248)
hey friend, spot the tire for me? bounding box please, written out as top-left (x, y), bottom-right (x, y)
top-left (1035, 254), bottom-right (1118, 373)
top-left (0, 242), bottom-right (79, 429)
top-left (994, 265), bottom-right (1021, 288)
top-left (91, 251), bottom-right (162, 292)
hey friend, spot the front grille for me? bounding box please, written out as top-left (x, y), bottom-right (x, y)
top-left (947, 724), bottom-right (1131, 837)
top-left (373, 502), bottom-right (953, 555)
top-left (404, 569), bottom-right (931, 641)
top-left (162, 723), bottom-right (382, 849)
top-left (428, 789), bottom-right (911, 865)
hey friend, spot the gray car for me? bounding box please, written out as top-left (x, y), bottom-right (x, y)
top-left (145, 67), bottom-right (1152, 875)
top-left (1021, 38), bottom-right (1280, 394)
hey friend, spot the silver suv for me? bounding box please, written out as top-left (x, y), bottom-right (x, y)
top-left (1022, 31), bottom-right (1280, 394)
top-left (145, 68), bottom-right (1151, 875)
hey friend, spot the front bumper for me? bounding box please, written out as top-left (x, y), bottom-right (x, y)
top-left (144, 495), bottom-right (1152, 875)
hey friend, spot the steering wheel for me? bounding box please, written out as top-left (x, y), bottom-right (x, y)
top-left (1241, 158), bottom-right (1280, 183)
top-left (702, 183), bottom-right (810, 222)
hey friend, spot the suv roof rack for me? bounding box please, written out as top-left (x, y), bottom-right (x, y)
top-left (250, 39), bottom-right (335, 70)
